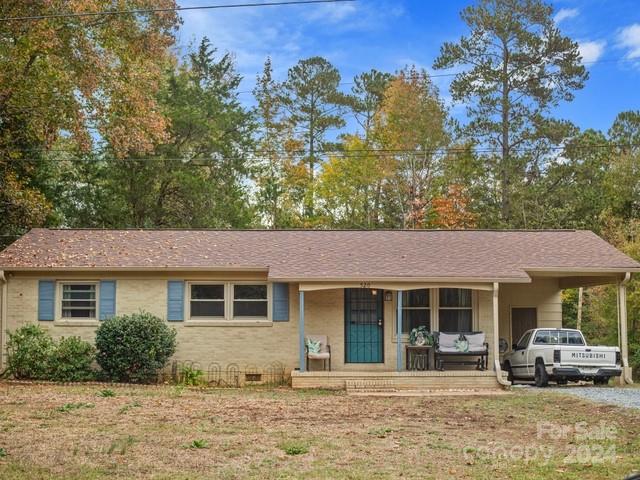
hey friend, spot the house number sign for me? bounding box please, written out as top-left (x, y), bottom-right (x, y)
top-left (359, 281), bottom-right (371, 289)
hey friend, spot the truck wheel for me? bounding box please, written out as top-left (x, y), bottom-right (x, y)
top-left (534, 362), bottom-right (549, 388)
top-left (594, 377), bottom-right (609, 386)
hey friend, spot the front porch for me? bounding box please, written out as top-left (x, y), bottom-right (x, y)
top-left (293, 281), bottom-right (506, 390)
top-left (290, 273), bottom-right (633, 390)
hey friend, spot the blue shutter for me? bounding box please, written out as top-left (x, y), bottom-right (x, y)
top-left (272, 283), bottom-right (289, 322)
top-left (38, 280), bottom-right (55, 321)
top-left (99, 281), bottom-right (116, 320)
top-left (167, 280), bottom-right (185, 321)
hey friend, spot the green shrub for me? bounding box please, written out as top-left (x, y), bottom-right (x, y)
top-left (6, 325), bottom-right (55, 379)
top-left (6, 326), bottom-right (95, 382)
top-left (95, 311), bottom-right (177, 383)
top-left (180, 365), bottom-right (205, 386)
top-left (49, 336), bottom-right (96, 382)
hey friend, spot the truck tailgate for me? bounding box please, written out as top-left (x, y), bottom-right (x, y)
top-left (560, 348), bottom-right (617, 366)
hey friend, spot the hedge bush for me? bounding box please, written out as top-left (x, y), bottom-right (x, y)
top-left (95, 311), bottom-right (177, 383)
top-left (6, 325), bottom-right (95, 381)
top-left (49, 336), bottom-right (96, 382)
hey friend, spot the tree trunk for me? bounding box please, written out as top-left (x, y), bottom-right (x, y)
top-left (501, 41), bottom-right (511, 224)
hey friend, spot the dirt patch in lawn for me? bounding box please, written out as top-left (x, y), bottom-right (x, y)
top-left (0, 383), bottom-right (638, 479)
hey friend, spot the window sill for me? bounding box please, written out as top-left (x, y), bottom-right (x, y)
top-left (184, 320), bottom-right (272, 327)
top-left (53, 320), bottom-right (99, 327)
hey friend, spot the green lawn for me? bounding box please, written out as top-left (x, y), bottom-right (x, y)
top-left (0, 383), bottom-right (638, 479)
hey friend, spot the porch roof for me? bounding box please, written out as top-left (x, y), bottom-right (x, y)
top-left (0, 229), bottom-right (638, 282)
top-left (0, 228), bottom-right (640, 282)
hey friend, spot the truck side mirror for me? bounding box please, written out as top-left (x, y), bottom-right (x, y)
top-left (512, 343), bottom-right (518, 351)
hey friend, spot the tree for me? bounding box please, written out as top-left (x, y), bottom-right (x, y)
top-left (372, 67), bottom-right (449, 228)
top-left (431, 184), bottom-right (478, 229)
top-left (316, 135), bottom-right (386, 227)
top-left (55, 38), bottom-right (256, 229)
top-left (532, 129), bottom-right (611, 231)
top-left (253, 58), bottom-right (287, 228)
top-left (348, 69), bottom-right (393, 139)
top-left (433, 0), bottom-right (588, 225)
top-left (0, 0), bottom-right (180, 243)
top-left (279, 57), bottom-right (350, 219)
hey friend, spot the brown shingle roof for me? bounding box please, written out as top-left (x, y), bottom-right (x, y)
top-left (0, 229), bottom-right (638, 281)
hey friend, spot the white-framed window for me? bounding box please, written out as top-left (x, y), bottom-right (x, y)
top-left (233, 283), bottom-right (268, 319)
top-left (438, 288), bottom-right (473, 332)
top-left (189, 283), bottom-right (225, 319)
top-left (60, 282), bottom-right (98, 319)
top-left (401, 289), bottom-right (430, 334)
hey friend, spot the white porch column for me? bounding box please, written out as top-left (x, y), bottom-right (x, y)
top-left (492, 282), bottom-right (500, 372)
top-left (618, 275), bottom-right (633, 384)
top-left (396, 290), bottom-right (403, 372)
top-left (299, 290), bottom-right (305, 373)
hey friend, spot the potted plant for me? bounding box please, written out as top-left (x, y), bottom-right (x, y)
top-left (409, 326), bottom-right (433, 346)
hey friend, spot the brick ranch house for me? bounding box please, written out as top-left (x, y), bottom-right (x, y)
top-left (0, 229), bottom-right (637, 391)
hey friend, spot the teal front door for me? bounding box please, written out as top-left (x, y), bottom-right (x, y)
top-left (345, 288), bottom-right (384, 363)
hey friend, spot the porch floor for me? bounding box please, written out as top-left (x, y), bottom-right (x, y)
top-left (291, 369), bottom-right (507, 393)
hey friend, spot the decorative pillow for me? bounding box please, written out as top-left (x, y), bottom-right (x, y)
top-left (455, 339), bottom-right (469, 353)
top-left (466, 333), bottom-right (486, 352)
top-left (438, 332), bottom-right (459, 349)
top-left (306, 339), bottom-right (321, 354)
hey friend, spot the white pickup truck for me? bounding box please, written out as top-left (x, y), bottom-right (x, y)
top-left (502, 328), bottom-right (622, 387)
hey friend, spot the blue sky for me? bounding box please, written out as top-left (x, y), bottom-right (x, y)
top-left (177, 0), bottom-right (640, 134)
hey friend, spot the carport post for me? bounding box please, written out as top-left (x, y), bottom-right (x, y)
top-left (299, 290), bottom-right (305, 373)
top-left (618, 274), bottom-right (632, 384)
top-left (397, 290), bottom-right (403, 371)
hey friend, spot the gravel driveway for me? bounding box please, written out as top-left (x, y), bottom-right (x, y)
top-left (546, 386), bottom-right (640, 409)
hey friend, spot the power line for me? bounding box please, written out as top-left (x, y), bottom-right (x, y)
top-left (3, 143), bottom-right (638, 163)
top-left (0, 0), bottom-right (355, 22)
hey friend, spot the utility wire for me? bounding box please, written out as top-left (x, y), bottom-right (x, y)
top-left (3, 143), bottom-right (638, 163)
top-left (0, 0), bottom-right (355, 22)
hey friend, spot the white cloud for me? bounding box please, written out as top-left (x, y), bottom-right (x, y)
top-left (578, 40), bottom-right (606, 64)
top-left (617, 23), bottom-right (640, 59)
top-left (553, 8), bottom-right (579, 24)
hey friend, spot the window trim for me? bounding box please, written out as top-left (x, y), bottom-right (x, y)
top-left (57, 281), bottom-right (100, 322)
top-left (188, 282), bottom-right (226, 321)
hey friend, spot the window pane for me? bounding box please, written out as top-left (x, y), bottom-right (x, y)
top-left (439, 288), bottom-right (471, 308)
top-left (534, 330), bottom-right (558, 345)
top-left (62, 300), bottom-right (95, 308)
top-left (517, 332), bottom-right (532, 349)
top-left (191, 300), bottom-right (224, 317)
top-left (62, 308), bottom-right (96, 318)
top-left (566, 331), bottom-right (584, 345)
top-left (402, 309), bottom-right (430, 333)
top-left (403, 289), bottom-right (429, 308)
top-left (191, 284), bottom-right (224, 300)
top-left (61, 284), bottom-right (96, 319)
top-left (234, 300), bottom-right (268, 317)
top-left (439, 309), bottom-right (472, 333)
top-left (234, 285), bottom-right (267, 300)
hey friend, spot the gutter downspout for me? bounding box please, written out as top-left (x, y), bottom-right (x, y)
top-left (619, 272), bottom-right (633, 385)
top-left (493, 282), bottom-right (511, 387)
top-left (0, 270), bottom-right (6, 372)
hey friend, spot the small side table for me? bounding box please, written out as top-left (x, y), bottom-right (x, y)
top-left (405, 345), bottom-right (431, 371)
